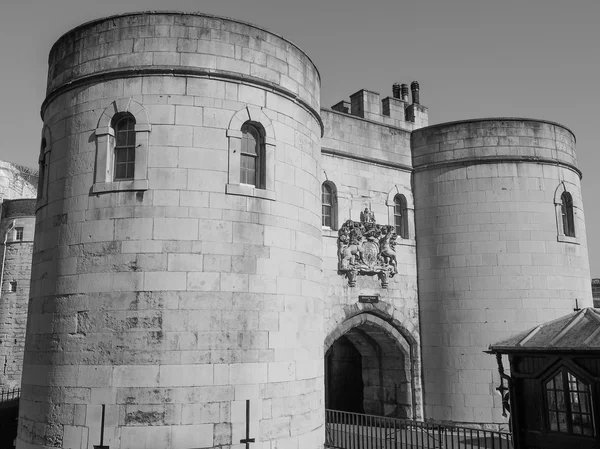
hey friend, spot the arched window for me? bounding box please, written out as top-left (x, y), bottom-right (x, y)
top-left (322, 182), bottom-right (336, 229)
top-left (544, 369), bottom-right (593, 436)
top-left (112, 114), bottom-right (136, 181)
top-left (394, 194), bottom-right (408, 239)
top-left (561, 192), bottom-right (575, 237)
top-left (240, 122), bottom-right (265, 188)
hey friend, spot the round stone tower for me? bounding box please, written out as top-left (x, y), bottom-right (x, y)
top-left (412, 118), bottom-right (592, 425)
top-left (19, 12), bottom-right (323, 449)
top-left (0, 199), bottom-right (36, 390)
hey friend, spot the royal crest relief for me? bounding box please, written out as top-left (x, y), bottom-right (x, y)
top-left (337, 208), bottom-right (398, 288)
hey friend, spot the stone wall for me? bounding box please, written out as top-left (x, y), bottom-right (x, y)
top-left (20, 11), bottom-right (323, 449)
top-left (413, 118), bottom-right (592, 424)
top-left (320, 107), bottom-right (424, 418)
top-left (0, 199), bottom-right (36, 389)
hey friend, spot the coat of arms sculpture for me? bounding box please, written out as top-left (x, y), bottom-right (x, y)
top-left (337, 208), bottom-right (398, 288)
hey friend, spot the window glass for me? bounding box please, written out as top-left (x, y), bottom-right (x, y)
top-left (15, 227), bottom-right (23, 241)
top-left (322, 183), bottom-right (333, 228)
top-left (394, 195), bottom-right (407, 238)
top-left (545, 369), bottom-right (594, 436)
top-left (113, 115), bottom-right (136, 181)
top-left (561, 192), bottom-right (575, 237)
top-left (240, 123), bottom-right (261, 187)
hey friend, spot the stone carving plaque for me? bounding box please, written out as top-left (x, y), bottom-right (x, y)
top-left (337, 208), bottom-right (398, 288)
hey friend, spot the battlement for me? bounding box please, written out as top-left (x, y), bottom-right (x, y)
top-left (330, 82), bottom-right (428, 130)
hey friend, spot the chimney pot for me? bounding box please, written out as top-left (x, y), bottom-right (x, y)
top-left (392, 83), bottom-right (401, 99)
top-left (411, 81), bottom-right (420, 105)
top-left (401, 84), bottom-right (409, 102)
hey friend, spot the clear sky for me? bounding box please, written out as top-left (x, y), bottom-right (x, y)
top-left (1, 0), bottom-right (599, 274)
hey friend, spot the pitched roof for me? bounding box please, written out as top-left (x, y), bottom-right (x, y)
top-left (489, 308), bottom-right (600, 353)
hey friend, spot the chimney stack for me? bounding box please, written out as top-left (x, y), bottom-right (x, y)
top-left (392, 83), bottom-right (401, 99)
top-left (401, 84), bottom-right (409, 102)
top-left (411, 81), bottom-right (420, 105)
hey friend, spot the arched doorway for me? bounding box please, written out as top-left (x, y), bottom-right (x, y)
top-left (325, 313), bottom-right (415, 418)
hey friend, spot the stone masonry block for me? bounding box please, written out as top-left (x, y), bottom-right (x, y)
top-left (159, 364), bottom-right (213, 386)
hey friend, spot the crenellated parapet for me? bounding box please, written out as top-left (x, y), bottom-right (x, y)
top-left (328, 81), bottom-right (428, 131)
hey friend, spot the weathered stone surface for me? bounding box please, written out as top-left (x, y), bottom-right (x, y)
top-left (412, 119), bottom-right (591, 423)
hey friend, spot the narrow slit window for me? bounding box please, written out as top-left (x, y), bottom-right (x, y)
top-left (8, 281), bottom-right (17, 293)
top-left (394, 194), bottom-right (408, 239)
top-left (322, 183), bottom-right (333, 228)
top-left (38, 138), bottom-right (46, 200)
top-left (113, 114), bottom-right (136, 181)
top-left (561, 192), bottom-right (575, 237)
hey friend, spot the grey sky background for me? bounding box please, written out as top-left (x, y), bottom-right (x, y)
top-left (2, 0), bottom-right (599, 275)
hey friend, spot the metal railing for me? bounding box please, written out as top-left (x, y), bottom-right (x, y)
top-left (325, 409), bottom-right (513, 449)
top-left (0, 388), bottom-right (20, 403)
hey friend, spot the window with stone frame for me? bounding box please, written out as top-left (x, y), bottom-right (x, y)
top-left (38, 138), bottom-right (47, 200)
top-left (8, 281), bottom-right (17, 292)
top-left (545, 369), bottom-right (594, 436)
top-left (112, 113), bottom-right (136, 181)
top-left (322, 182), bottom-right (336, 229)
top-left (240, 122), bottom-right (265, 188)
top-left (561, 191), bottom-right (575, 237)
top-left (92, 98), bottom-right (150, 194)
top-left (394, 194), bottom-right (408, 239)
top-left (14, 227), bottom-right (23, 241)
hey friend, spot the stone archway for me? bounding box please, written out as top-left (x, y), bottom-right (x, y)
top-left (325, 313), bottom-right (415, 418)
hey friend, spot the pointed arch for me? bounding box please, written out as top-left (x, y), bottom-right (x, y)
top-left (92, 98), bottom-right (151, 194)
top-left (325, 311), bottom-right (422, 419)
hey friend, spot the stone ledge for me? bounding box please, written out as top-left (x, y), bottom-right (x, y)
top-left (557, 234), bottom-right (580, 245)
top-left (91, 179), bottom-right (149, 194)
top-left (225, 183), bottom-right (276, 201)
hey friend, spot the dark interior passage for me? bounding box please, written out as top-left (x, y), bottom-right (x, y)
top-left (325, 336), bottom-right (364, 413)
top-left (325, 321), bottom-right (412, 418)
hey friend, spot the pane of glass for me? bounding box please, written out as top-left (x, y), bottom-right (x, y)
top-left (246, 157), bottom-right (256, 172)
top-left (573, 423), bottom-right (582, 435)
top-left (116, 130), bottom-right (128, 146)
top-left (241, 168), bottom-right (256, 186)
top-left (115, 149), bottom-right (125, 163)
top-left (557, 391), bottom-right (566, 412)
top-left (115, 163), bottom-right (126, 179)
top-left (127, 129), bottom-right (135, 146)
top-left (558, 412), bottom-right (568, 432)
top-left (323, 192), bottom-right (331, 206)
top-left (549, 412), bottom-right (558, 431)
top-left (241, 132), bottom-right (257, 155)
top-left (547, 391), bottom-right (556, 410)
top-left (126, 162), bottom-right (134, 179)
top-left (127, 147), bottom-right (135, 162)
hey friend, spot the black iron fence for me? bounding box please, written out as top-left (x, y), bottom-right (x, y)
top-left (0, 388), bottom-right (20, 403)
top-left (325, 409), bottom-right (513, 449)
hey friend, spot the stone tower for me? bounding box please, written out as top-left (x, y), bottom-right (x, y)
top-left (19, 12), bottom-right (323, 449)
top-left (412, 118), bottom-right (592, 424)
top-left (0, 199), bottom-right (36, 389)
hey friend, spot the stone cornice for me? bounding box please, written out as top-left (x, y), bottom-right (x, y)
top-left (41, 67), bottom-right (324, 137)
top-left (321, 147), bottom-right (413, 173)
top-left (413, 155), bottom-right (583, 179)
